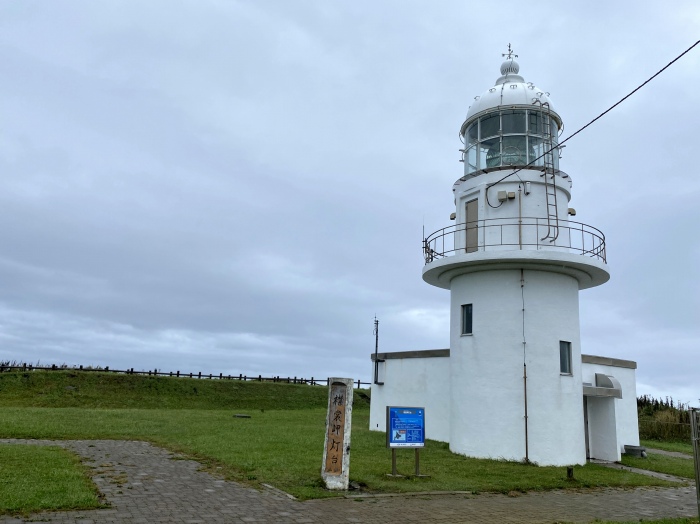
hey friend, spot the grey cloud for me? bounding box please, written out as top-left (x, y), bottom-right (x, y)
top-left (0, 0), bottom-right (698, 404)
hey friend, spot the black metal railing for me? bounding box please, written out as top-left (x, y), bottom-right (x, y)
top-left (0, 363), bottom-right (371, 389)
top-left (423, 217), bottom-right (606, 264)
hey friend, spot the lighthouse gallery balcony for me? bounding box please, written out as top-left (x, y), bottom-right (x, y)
top-left (422, 217), bottom-right (609, 290)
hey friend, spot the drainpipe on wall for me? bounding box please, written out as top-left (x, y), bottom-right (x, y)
top-left (524, 362), bottom-right (529, 462)
top-left (521, 268), bottom-right (529, 462)
top-left (373, 317), bottom-right (379, 384)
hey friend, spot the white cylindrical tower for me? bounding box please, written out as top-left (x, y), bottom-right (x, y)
top-left (423, 51), bottom-right (609, 466)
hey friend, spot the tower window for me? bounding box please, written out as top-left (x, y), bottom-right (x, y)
top-left (559, 341), bottom-right (572, 375)
top-left (461, 304), bottom-right (473, 335)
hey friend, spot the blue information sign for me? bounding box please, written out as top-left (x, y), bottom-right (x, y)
top-left (386, 407), bottom-right (425, 448)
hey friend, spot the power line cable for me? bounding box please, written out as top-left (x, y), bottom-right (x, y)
top-left (558, 38), bottom-right (700, 149)
top-left (484, 38), bottom-right (700, 203)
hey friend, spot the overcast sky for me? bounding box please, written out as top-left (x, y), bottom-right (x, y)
top-left (0, 1), bottom-right (698, 406)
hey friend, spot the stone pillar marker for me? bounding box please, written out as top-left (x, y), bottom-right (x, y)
top-left (321, 377), bottom-right (353, 490)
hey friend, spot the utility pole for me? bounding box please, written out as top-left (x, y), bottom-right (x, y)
top-left (373, 317), bottom-right (380, 384)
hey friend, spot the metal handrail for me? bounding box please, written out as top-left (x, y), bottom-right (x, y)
top-left (423, 217), bottom-right (606, 264)
top-left (0, 364), bottom-right (371, 388)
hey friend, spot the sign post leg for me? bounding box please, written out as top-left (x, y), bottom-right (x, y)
top-left (413, 448), bottom-right (430, 478)
top-left (392, 448), bottom-right (397, 476)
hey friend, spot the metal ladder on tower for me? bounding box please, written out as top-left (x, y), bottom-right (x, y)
top-left (533, 99), bottom-right (559, 242)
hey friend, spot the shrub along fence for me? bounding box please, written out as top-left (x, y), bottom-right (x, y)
top-left (638, 418), bottom-right (692, 441)
top-left (637, 395), bottom-right (693, 442)
top-left (0, 363), bottom-right (370, 389)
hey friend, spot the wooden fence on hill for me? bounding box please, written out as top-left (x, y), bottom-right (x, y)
top-left (0, 363), bottom-right (370, 389)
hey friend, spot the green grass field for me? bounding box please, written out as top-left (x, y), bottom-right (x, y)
top-left (620, 452), bottom-right (696, 479)
top-left (0, 368), bottom-right (344, 410)
top-left (3, 406), bottom-right (672, 500)
top-left (0, 443), bottom-right (102, 515)
top-left (641, 439), bottom-right (694, 455)
top-left (600, 520), bottom-right (699, 524)
top-left (0, 370), bottom-right (693, 512)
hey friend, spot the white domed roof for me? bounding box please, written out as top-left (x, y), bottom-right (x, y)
top-left (465, 57), bottom-right (557, 120)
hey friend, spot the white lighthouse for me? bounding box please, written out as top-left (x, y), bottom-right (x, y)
top-left (370, 48), bottom-right (640, 466)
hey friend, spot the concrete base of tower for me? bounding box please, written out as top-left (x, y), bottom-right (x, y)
top-left (447, 268), bottom-right (587, 466)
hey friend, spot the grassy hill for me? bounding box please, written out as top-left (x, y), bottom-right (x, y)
top-left (0, 370), bottom-right (371, 410)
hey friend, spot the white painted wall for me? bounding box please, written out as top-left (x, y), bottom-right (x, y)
top-left (582, 360), bottom-right (640, 453)
top-left (369, 354), bottom-right (451, 442)
top-left (449, 268), bottom-right (586, 466)
top-left (367, 353), bottom-right (638, 465)
top-left (452, 169), bottom-right (574, 255)
top-left (586, 396), bottom-right (620, 461)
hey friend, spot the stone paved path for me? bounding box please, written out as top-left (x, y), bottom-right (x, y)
top-left (1, 439), bottom-right (697, 523)
top-left (647, 447), bottom-right (694, 459)
top-left (590, 458), bottom-right (689, 483)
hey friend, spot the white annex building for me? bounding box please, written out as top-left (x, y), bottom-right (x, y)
top-left (370, 49), bottom-right (640, 466)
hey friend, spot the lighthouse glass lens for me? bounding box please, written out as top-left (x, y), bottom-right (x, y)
top-left (501, 136), bottom-right (527, 165)
top-left (467, 111), bottom-right (558, 173)
top-left (502, 110), bottom-right (526, 134)
top-left (466, 146), bottom-right (477, 173)
top-left (550, 118), bottom-right (559, 143)
top-left (529, 137), bottom-right (545, 166)
top-left (467, 123), bottom-right (478, 145)
top-left (483, 138), bottom-right (501, 168)
top-left (480, 114), bottom-right (499, 139)
top-left (528, 111), bottom-right (541, 134)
